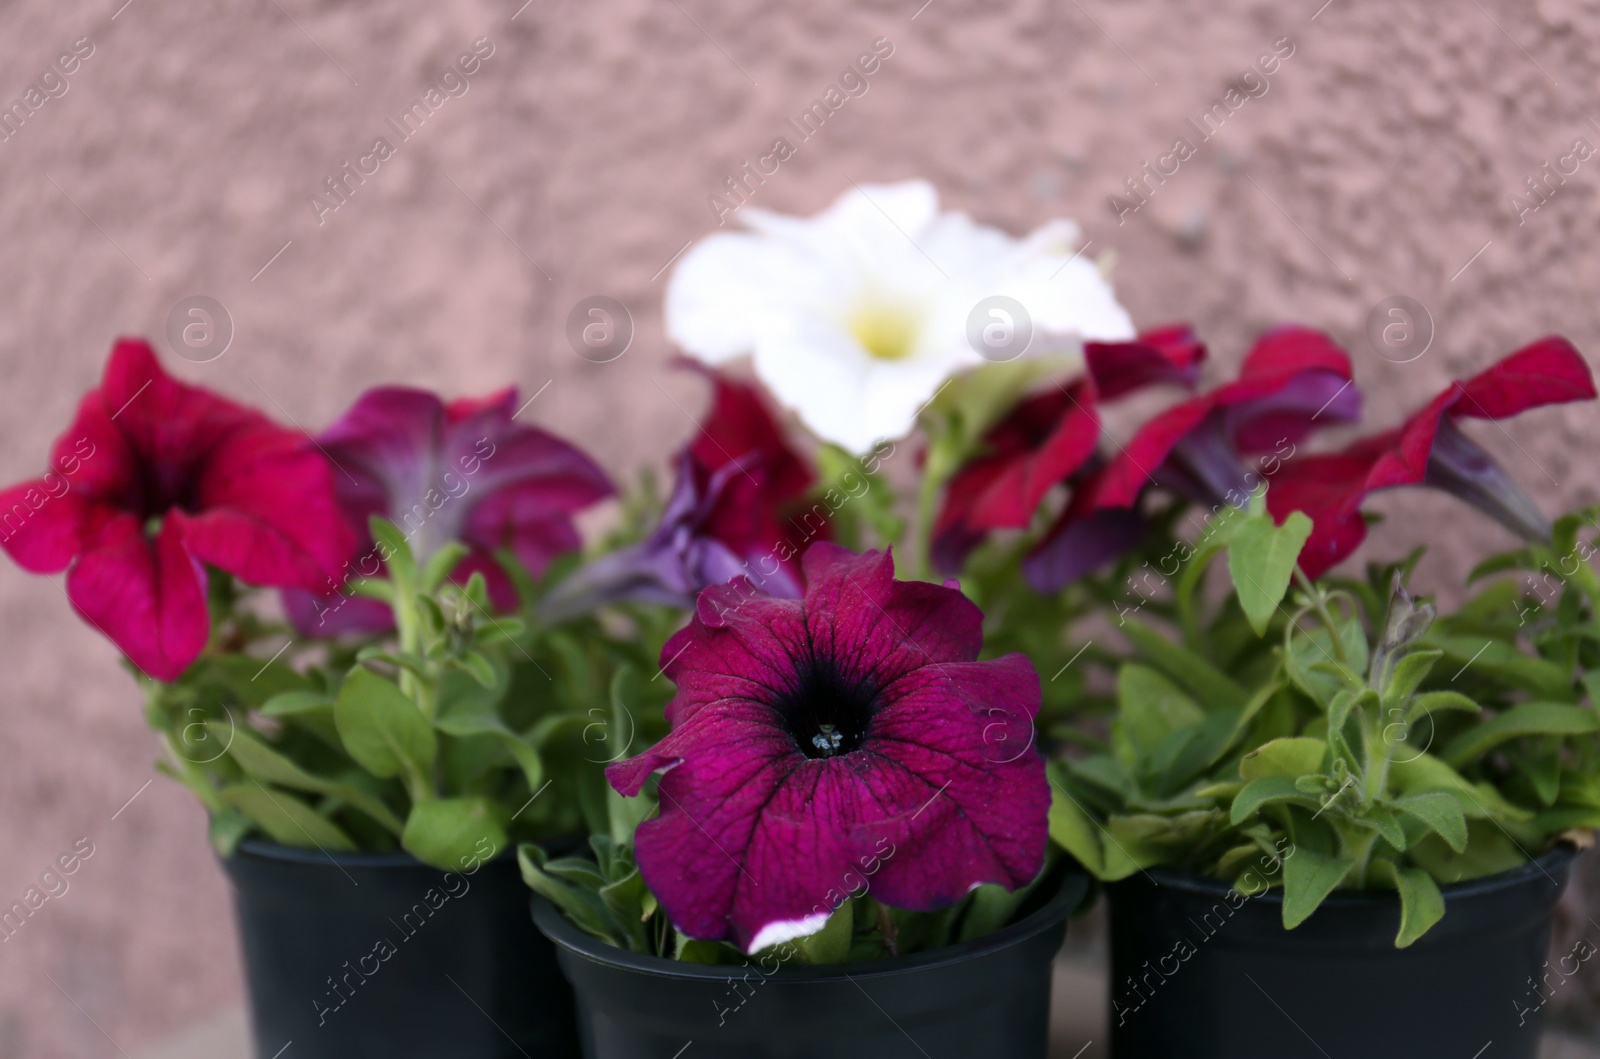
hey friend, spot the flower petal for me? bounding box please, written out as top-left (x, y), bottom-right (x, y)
top-left (1084, 323), bottom-right (1206, 399)
top-left (1024, 486), bottom-right (1147, 591)
top-left (67, 514), bottom-right (208, 681)
top-left (0, 480), bottom-right (92, 573)
top-left (185, 425), bottom-right (355, 589)
top-left (1453, 336), bottom-right (1596, 419)
top-left (865, 653), bottom-right (1048, 909)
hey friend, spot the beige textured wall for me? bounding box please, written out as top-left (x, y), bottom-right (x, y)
top-left (1, 0), bottom-right (1597, 1052)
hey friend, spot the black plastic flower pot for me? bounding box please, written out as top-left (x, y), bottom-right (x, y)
top-left (222, 838), bottom-right (580, 1059)
top-left (1105, 847), bottom-right (1579, 1059)
top-left (530, 868), bottom-right (1089, 1059)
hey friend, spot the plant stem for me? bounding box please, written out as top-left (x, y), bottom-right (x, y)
top-left (1293, 566), bottom-right (1348, 665)
top-left (908, 438), bottom-right (955, 582)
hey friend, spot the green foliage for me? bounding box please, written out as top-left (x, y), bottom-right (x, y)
top-left (1051, 503), bottom-right (1600, 946)
top-left (144, 519), bottom-right (674, 871)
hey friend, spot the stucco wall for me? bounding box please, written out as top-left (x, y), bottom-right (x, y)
top-left (1, 0), bottom-right (1597, 1052)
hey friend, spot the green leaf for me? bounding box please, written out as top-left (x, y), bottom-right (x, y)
top-left (259, 690), bottom-right (335, 717)
top-left (1404, 691), bottom-right (1482, 724)
top-left (369, 517), bottom-right (417, 588)
top-left (216, 722), bottom-right (403, 834)
top-left (456, 652), bottom-right (497, 688)
top-left (518, 843), bottom-right (626, 947)
top-left (1441, 703), bottom-right (1600, 768)
top-left (219, 782), bottom-right (358, 851)
top-left (1114, 664), bottom-right (1206, 766)
top-left (1393, 791), bottom-right (1468, 853)
top-left (403, 797), bottom-right (509, 871)
top-left (1372, 859), bottom-right (1445, 948)
top-left (1048, 782), bottom-right (1108, 877)
top-left (1357, 806), bottom-right (1406, 851)
top-left (1389, 753), bottom-right (1533, 821)
top-left (1381, 649), bottom-right (1442, 710)
top-left (1228, 511), bottom-right (1314, 637)
top-left (419, 541), bottom-right (471, 593)
top-left (1284, 621), bottom-right (1368, 707)
top-left (1231, 776), bottom-right (1316, 825)
top-left (787, 902), bottom-right (853, 963)
top-left (334, 667), bottom-right (437, 780)
top-left (1427, 635), bottom-right (1576, 699)
top-left (1121, 619), bottom-right (1249, 710)
top-left (1326, 688), bottom-right (1377, 767)
top-left (1239, 737), bottom-right (1328, 780)
top-left (1281, 848), bottom-right (1355, 929)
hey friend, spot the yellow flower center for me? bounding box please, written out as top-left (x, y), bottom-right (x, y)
top-left (849, 304), bottom-right (919, 361)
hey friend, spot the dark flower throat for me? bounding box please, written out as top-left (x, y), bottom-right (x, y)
top-left (778, 658), bottom-right (878, 759)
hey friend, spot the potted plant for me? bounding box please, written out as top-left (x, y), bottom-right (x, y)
top-left (1042, 336), bottom-right (1600, 1058)
top-left (522, 542), bottom-right (1087, 1059)
top-left (0, 339), bottom-right (649, 1058)
top-left (504, 181), bottom-right (1177, 1058)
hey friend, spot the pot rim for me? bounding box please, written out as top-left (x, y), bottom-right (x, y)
top-left (532, 868), bottom-right (1087, 983)
top-left (226, 834), bottom-right (581, 870)
top-left (1126, 842), bottom-right (1580, 905)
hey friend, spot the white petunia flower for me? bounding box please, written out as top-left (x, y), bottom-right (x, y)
top-left (664, 180), bottom-right (1135, 454)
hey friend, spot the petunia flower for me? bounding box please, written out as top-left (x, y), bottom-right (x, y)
top-left (0, 338), bottom-right (355, 680)
top-left (931, 325), bottom-right (1204, 570)
top-left (287, 386), bottom-right (613, 631)
top-left (1267, 336), bottom-right (1596, 578)
top-left (607, 543), bottom-right (1049, 953)
top-left (1024, 326), bottom-right (1360, 592)
top-left (665, 179), bottom-right (1136, 455)
top-left (538, 370), bottom-right (820, 619)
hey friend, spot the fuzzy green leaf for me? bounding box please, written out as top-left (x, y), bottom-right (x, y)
top-left (1393, 791), bottom-right (1468, 853)
top-left (219, 783), bottom-right (358, 852)
top-left (1231, 776), bottom-right (1316, 825)
top-left (1441, 703), bottom-right (1599, 768)
top-left (1228, 511), bottom-right (1314, 637)
top-left (1372, 859), bottom-right (1445, 948)
top-left (1121, 619), bottom-right (1249, 710)
top-left (403, 796), bottom-right (508, 871)
top-left (216, 722), bottom-right (403, 834)
top-left (1239, 737), bottom-right (1328, 781)
top-left (1281, 848), bottom-right (1355, 929)
top-left (1404, 691), bottom-right (1482, 724)
top-left (334, 667), bottom-right (437, 780)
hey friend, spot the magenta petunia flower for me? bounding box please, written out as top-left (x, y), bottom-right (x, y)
top-left (931, 325), bottom-right (1204, 570)
top-left (1267, 336), bottom-right (1596, 578)
top-left (287, 386), bottom-right (613, 631)
top-left (606, 542), bottom-right (1049, 953)
top-left (0, 338), bottom-right (355, 680)
top-left (539, 368), bottom-right (821, 619)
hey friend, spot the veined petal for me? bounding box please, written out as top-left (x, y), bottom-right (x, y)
top-left (866, 654), bottom-right (1048, 909)
top-left (67, 514), bottom-right (208, 681)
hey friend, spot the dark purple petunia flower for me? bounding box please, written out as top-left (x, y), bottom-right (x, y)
top-left (286, 386), bottom-right (613, 631)
top-left (538, 368), bottom-right (820, 620)
top-left (607, 542), bottom-right (1049, 953)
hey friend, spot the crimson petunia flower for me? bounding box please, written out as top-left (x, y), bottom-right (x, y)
top-left (932, 325), bottom-right (1204, 570)
top-left (539, 369), bottom-right (820, 618)
top-left (1267, 336), bottom-right (1596, 578)
top-left (286, 386), bottom-right (613, 631)
top-left (0, 338), bottom-right (355, 680)
top-left (607, 543), bottom-right (1049, 953)
top-left (1023, 326), bottom-right (1360, 592)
